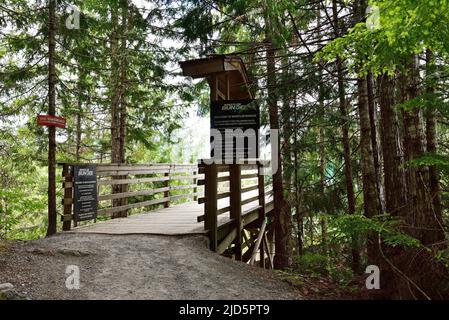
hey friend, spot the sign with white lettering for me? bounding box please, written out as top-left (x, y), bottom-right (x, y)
top-left (73, 165), bottom-right (97, 222)
top-left (210, 100), bottom-right (260, 162)
top-left (37, 114), bottom-right (67, 128)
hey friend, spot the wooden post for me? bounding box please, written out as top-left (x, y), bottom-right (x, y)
top-left (193, 169), bottom-right (198, 201)
top-left (62, 164), bottom-right (73, 231)
top-left (163, 166), bottom-right (171, 208)
top-left (230, 164), bottom-right (242, 260)
top-left (210, 75), bottom-right (218, 101)
top-left (250, 219), bottom-right (266, 265)
top-left (204, 163), bottom-right (218, 251)
top-left (121, 173), bottom-right (129, 217)
top-left (258, 161), bottom-right (266, 267)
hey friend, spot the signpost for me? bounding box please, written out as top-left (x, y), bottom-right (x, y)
top-left (180, 55), bottom-right (260, 163)
top-left (37, 114), bottom-right (66, 129)
top-left (73, 165), bottom-right (98, 222)
top-left (210, 100), bottom-right (260, 162)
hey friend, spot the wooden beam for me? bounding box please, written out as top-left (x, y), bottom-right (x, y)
top-left (263, 232), bottom-right (274, 269)
top-left (169, 193), bottom-right (199, 201)
top-left (217, 227), bottom-right (237, 254)
top-left (98, 176), bottom-right (168, 186)
top-left (98, 187), bottom-right (169, 202)
top-left (249, 219), bottom-right (267, 265)
top-left (241, 184), bottom-right (259, 194)
top-left (242, 237), bottom-right (258, 263)
top-left (241, 173), bottom-right (258, 180)
top-left (230, 164), bottom-right (242, 260)
top-left (197, 205), bottom-right (230, 222)
top-left (198, 191), bottom-right (230, 204)
top-left (98, 174), bottom-right (202, 186)
top-left (241, 195), bottom-right (259, 206)
top-left (193, 169), bottom-right (198, 202)
top-left (258, 162), bottom-right (266, 223)
top-left (164, 172), bottom-right (170, 208)
top-left (204, 164), bottom-right (218, 251)
top-left (62, 164), bottom-right (73, 231)
top-left (197, 175), bottom-right (229, 185)
top-left (97, 197), bottom-right (170, 216)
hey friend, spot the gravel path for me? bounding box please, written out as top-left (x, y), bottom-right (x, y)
top-left (0, 234), bottom-right (301, 300)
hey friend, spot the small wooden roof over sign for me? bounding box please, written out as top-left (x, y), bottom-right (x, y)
top-left (180, 55), bottom-right (253, 102)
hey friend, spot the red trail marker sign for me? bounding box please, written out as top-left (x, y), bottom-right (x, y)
top-left (37, 115), bottom-right (66, 129)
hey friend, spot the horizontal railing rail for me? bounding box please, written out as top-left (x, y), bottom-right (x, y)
top-left (198, 160), bottom-right (274, 265)
top-left (59, 162), bottom-right (203, 230)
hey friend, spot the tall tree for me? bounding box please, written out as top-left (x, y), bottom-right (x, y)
top-left (46, 0), bottom-right (57, 236)
top-left (265, 37), bottom-right (291, 269)
top-left (331, 0), bottom-right (360, 273)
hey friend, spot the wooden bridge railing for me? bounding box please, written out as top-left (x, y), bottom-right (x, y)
top-left (197, 160), bottom-right (274, 268)
top-left (60, 163), bottom-right (202, 231)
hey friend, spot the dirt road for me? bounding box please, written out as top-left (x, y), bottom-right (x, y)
top-left (0, 234), bottom-right (301, 300)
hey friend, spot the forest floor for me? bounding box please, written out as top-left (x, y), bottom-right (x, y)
top-left (0, 233), bottom-right (303, 300)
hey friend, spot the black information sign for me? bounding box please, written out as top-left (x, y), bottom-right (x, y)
top-left (73, 165), bottom-right (98, 222)
top-left (210, 100), bottom-right (260, 162)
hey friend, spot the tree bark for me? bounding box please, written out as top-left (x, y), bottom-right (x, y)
top-left (378, 73), bottom-right (408, 297)
top-left (118, 0), bottom-right (129, 214)
top-left (353, 0), bottom-right (382, 266)
top-left (110, 1), bottom-right (129, 218)
top-left (293, 101), bottom-right (303, 256)
top-left (75, 68), bottom-right (84, 162)
top-left (402, 56), bottom-right (445, 245)
top-left (425, 50), bottom-right (444, 242)
top-left (358, 75), bottom-right (382, 264)
top-left (332, 0), bottom-right (360, 272)
top-left (46, 0), bottom-right (57, 237)
top-left (265, 38), bottom-right (291, 269)
top-left (379, 74), bottom-right (408, 217)
top-left (110, 3), bottom-right (120, 165)
top-left (367, 72), bottom-right (386, 212)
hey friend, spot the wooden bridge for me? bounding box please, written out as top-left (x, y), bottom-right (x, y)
top-left (60, 161), bottom-right (275, 268)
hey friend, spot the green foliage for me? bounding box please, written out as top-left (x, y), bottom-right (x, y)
top-left (0, 129), bottom-right (49, 240)
top-left (317, 0), bottom-right (449, 75)
top-left (406, 153), bottom-right (449, 172)
top-left (331, 214), bottom-right (422, 248)
top-left (0, 0), bottom-right (197, 239)
top-left (293, 252), bottom-right (354, 285)
top-left (435, 248), bottom-right (449, 268)
top-left (293, 252), bottom-right (329, 276)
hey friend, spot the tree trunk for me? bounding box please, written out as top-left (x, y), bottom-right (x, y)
top-left (353, 0), bottom-right (382, 265)
top-left (367, 72), bottom-right (386, 212)
top-left (293, 101), bottom-right (303, 256)
top-left (332, 0), bottom-right (360, 272)
top-left (402, 56), bottom-right (445, 245)
top-left (265, 37), bottom-right (291, 269)
top-left (110, 3), bottom-right (120, 165)
top-left (118, 0), bottom-right (129, 215)
top-left (358, 75), bottom-right (382, 264)
top-left (46, 0), bottom-right (57, 237)
top-left (110, 2), bottom-right (127, 218)
top-left (387, 55), bottom-right (447, 299)
top-left (379, 74), bottom-right (408, 217)
top-left (75, 69), bottom-right (83, 162)
top-left (425, 50), bottom-right (444, 241)
top-left (316, 5), bottom-right (327, 253)
top-left (378, 73), bottom-right (408, 297)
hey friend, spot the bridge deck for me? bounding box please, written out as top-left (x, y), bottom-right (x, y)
top-left (72, 202), bottom-right (214, 235)
top-left (72, 189), bottom-right (270, 236)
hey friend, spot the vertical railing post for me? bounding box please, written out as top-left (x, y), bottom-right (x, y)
top-left (193, 169), bottom-right (198, 202)
top-left (62, 164), bottom-right (73, 231)
top-left (230, 164), bottom-right (242, 260)
top-left (163, 165), bottom-right (171, 208)
top-left (204, 163), bottom-right (218, 251)
top-left (258, 161), bottom-right (266, 267)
